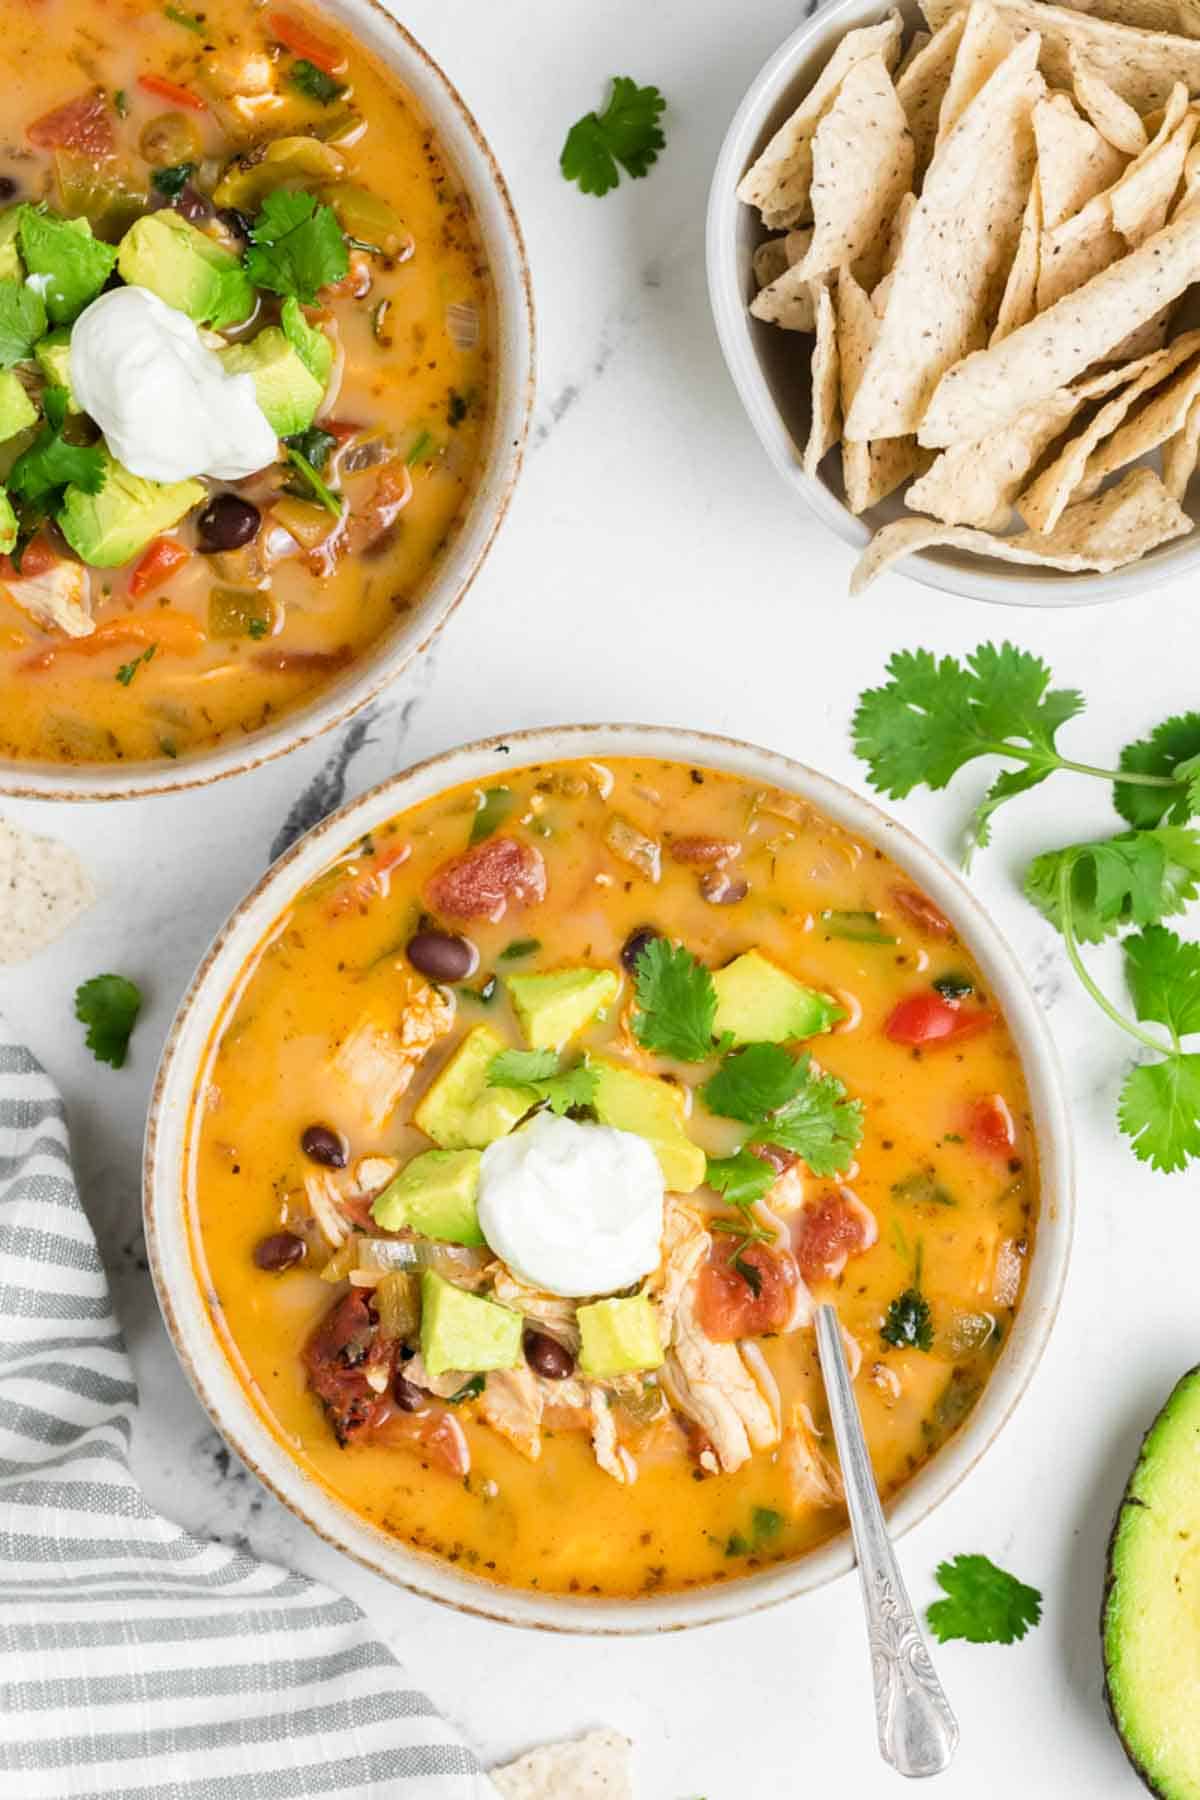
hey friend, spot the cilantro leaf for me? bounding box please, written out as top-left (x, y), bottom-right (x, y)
top-left (488, 1048), bottom-right (598, 1117)
top-left (74, 974), bottom-right (141, 1069)
top-left (1118, 1054), bottom-right (1200, 1173)
top-left (244, 189), bottom-right (348, 304)
top-left (0, 280), bottom-right (47, 368)
top-left (490, 1048), bottom-right (559, 1085)
top-left (926, 1554), bottom-right (1043, 1646)
top-left (561, 77), bottom-right (666, 197)
top-left (756, 1060), bottom-right (863, 1175)
top-left (9, 410), bottom-right (105, 508)
top-left (705, 1148), bottom-right (775, 1209)
top-left (1116, 713), bottom-right (1200, 828)
top-left (282, 426), bottom-right (336, 472)
top-left (151, 161), bottom-right (196, 200)
top-left (289, 58), bottom-right (345, 104)
top-left (631, 939), bottom-right (718, 1062)
top-left (701, 1042), bottom-right (809, 1122)
top-left (881, 1287), bottom-right (933, 1352)
top-left (1123, 925), bottom-right (1200, 1039)
top-left (284, 447), bottom-right (342, 517)
top-left (1025, 828), bottom-right (1200, 944)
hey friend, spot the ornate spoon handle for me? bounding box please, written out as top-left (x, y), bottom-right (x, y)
top-left (815, 1303), bottom-right (960, 1779)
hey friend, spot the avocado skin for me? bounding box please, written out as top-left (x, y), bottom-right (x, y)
top-left (1102, 1364), bottom-right (1200, 1800)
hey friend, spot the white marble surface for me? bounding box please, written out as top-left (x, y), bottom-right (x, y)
top-left (3, 2), bottom-right (1200, 1793)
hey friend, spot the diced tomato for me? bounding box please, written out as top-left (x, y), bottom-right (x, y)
top-left (885, 991), bottom-right (994, 1049)
top-left (669, 836), bottom-right (740, 867)
top-left (968, 1093), bottom-right (1016, 1158)
top-left (751, 1143), bottom-right (799, 1176)
top-left (427, 834), bottom-right (547, 922)
top-left (128, 536), bottom-right (191, 600)
top-left (0, 534), bottom-right (60, 582)
top-left (380, 1407), bottom-right (470, 1477)
top-left (27, 89), bottom-right (114, 156)
top-left (348, 465), bottom-right (412, 555)
top-left (696, 1237), bottom-right (800, 1341)
top-left (303, 1290), bottom-right (394, 1446)
top-left (890, 886), bottom-right (955, 939)
top-left (326, 840), bottom-right (412, 918)
top-left (266, 9), bottom-right (348, 74)
top-left (21, 608), bottom-right (205, 672)
top-left (137, 72), bottom-right (207, 112)
top-left (793, 1189), bottom-right (877, 1284)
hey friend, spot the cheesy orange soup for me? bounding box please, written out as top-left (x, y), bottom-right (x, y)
top-left (189, 758), bottom-right (1039, 1598)
top-left (0, 0), bottom-right (492, 767)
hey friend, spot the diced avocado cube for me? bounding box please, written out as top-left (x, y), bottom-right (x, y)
top-left (34, 329), bottom-right (77, 411)
top-left (117, 210), bottom-right (253, 330)
top-left (58, 451), bottom-right (204, 568)
top-left (592, 1058), bottom-right (705, 1193)
top-left (0, 209), bottom-right (22, 284)
top-left (0, 488), bottom-right (16, 556)
top-left (578, 1296), bottom-right (664, 1379)
top-left (219, 326), bottom-right (323, 437)
top-left (18, 207), bottom-right (116, 327)
top-left (371, 1148), bottom-right (484, 1246)
top-left (281, 296), bottom-right (333, 386)
top-left (504, 966), bottom-right (620, 1052)
top-left (0, 371), bottom-right (37, 445)
top-left (413, 1025), bottom-right (532, 1150)
top-left (712, 949), bottom-right (842, 1044)
top-left (420, 1270), bottom-right (521, 1377)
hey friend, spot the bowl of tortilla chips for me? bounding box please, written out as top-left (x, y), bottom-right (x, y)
top-left (708, 0), bottom-right (1200, 601)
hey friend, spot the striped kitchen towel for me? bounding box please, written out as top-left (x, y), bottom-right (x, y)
top-left (0, 1020), bottom-right (492, 1799)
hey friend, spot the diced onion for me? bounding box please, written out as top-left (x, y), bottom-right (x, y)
top-left (356, 1237), bottom-right (489, 1278)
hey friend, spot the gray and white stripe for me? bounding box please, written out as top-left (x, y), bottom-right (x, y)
top-left (0, 1025), bottom-right (490, 1798)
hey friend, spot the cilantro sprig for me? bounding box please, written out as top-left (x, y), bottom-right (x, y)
top-left (631, 939), bottom-right (720, 1062)
top-left (488, 1048), bottom-right (598, 1117)
top-left (561, 77), bottom-right (667, 197)
top-left (926, 1554), bottom-right (1042, 1646)
top-left (244, 189), bottom-right (348, 304)
top-left (702, 1041), bottom-right (863, 1177)
top-left (0, 280), bottom-right (47, 369)
top-left (9, 389), bottom-right (105, 508)
top-left (75, 974), bottom-right (141, 1070)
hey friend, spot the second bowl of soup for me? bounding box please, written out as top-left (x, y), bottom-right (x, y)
top-left (145, 725), bottom-right (1072, 1631)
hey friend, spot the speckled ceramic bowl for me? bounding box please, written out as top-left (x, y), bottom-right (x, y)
top-left (144, 724), bottom-right (1075, 1634)
top-left (2, 0), bottom-right (535, 802)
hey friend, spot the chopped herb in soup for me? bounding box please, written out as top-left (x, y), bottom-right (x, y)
top-left (0, 0), bottom-right (492, 767)
top-left (189, 758), bottom-right (1039, 1598)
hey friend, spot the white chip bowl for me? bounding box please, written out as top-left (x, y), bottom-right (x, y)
top-left (145, 723), bottom-right (1074, 1634)
top-left (706, 0), bottom-right (1200, 605)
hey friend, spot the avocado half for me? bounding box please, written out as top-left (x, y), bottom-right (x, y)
top-left (1103, 1366), bottom-right (1200, 1799)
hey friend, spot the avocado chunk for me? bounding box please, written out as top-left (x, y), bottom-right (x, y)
top-left (0, 488), bottom-right (16, 556)
top-left (419, 1270), bottom-right (521, 1377)
top-left (117, 210), bottom-right (253, 330)
top-left (371, 1148), bottom-right (483, 1246)
top-left (18, 208), bottom-right (116, 327)
top-left (0, 209), bottom-right (22, 284)
top-left (578, 1296), bottom-right (664, 1379)
top-left (281, 296), bottom-right (333, 385)
top-left (592, 1058), bottom-right (705, 1193)
top-left (504, 966), bottom-right (620, 1051)
top-left (413, 1025), bottom-right (532, 1150)
top-left (0, 372), bottom-right (37, 445)
top-left (58, 451), bottom-right (204, 568)
top-left (34, 330), bottom-right (77, 411)
top-left (219, 326), bottom-right (323, 437)
top-left (712, 949), bottom-right (842, 1044)
top-left (1103, 1365), bottom-right (1200, 1799)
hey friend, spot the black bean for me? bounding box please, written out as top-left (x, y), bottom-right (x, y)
top-left (0, 177), bottom-right (18, 203)
top-left (253, 1230), bottom-right (306, 1272)
top-left (393, 1373), bottom-right (425, 1411)
top-left (174, 186), bottom-right (211, 224)
top-left (301, 1123), bottom-right (348, 1169)
top-left (196, 494), bottom-right (261, 554)
top-left (620, 925), bottom-right (659, 973)
top-left (524, 1330), bottom-right (574, 1380)
top-left (700, 871), bottom-right (749, 905)
top-left (406, 928), bottom-right (477, 983)
top-left (217, 206), bottom-right (255, 241)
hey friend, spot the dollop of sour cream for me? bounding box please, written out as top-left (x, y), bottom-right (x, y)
top-left (478, 1112), bottom-right (665, 1299)
top-left (70, 286), bottom-right (278, 483)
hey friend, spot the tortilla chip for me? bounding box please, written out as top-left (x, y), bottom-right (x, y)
top-left (1112, 112), bottom-right (1197, 244)
top-left (1015, 328), bottom-right (1200, 527)
top-left (836, 269), bottom-right (923, 511)
top-left (897, 11), bottom-right (968, 175)
top-left (1045, 0), bottom-right (1200, 40)
top-left (1033, 92), bottom-right (1127, 229)
top-left (0, 820), bottom-right (95, 965)
top-left (1078, 353), bottom-right (1200, 496)
top-left (991, 169), bottom-right (1042, 342)
top-left (920, 206), bottom-right (1200, 446)
top-left (1070, 47), bottom-right (1149, 155)
top-left (490, 1730), bottom-right (633, 1800)
top-left (1163, 391), bottom-right (1200, 495)
top-left (750, 234), bottom-right (817, 330)
top-left (935, 0), bottom-right (1018, 146)
top-left (905, 384), bottom-right (1085, 528)
top-left (752, 227), bottom-right (811, 290)
top-left (804, 278), bottom-right (841, 477)
top-left (791, 52), bottom-right (914, 291)
top-left (1036, 189), bottom-right (1126, 310)
top-left (851, 466), bottom-right (1190, 591)
top-left (1106, 299), bottom-right (1177, 360)
top-left (920, 0), bottom-right (1200, 108)
top-left (844, 33), bottom-right (1043, 441)
top-left (896, 28), bottom-right (932, 78)
top-left (737, 12), bottom-right (903, 228)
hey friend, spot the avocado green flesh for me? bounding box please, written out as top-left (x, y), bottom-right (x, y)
top-left (578, 1295), bottom-right (663, 1379)
top-left (219, 327), bottom-right (323, 438)
top-left (419, 1270), bottom-right (521, 1377)
top-left (1104, 1366), bottom-right (1200, 1800)
top-left (58, 452), bottom-right (204, 568)
top-left (117, 210), bottom-right (253, 330)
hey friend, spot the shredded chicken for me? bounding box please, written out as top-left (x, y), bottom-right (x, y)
top-left (304, 1171), bottom-right (352, 1249)
top-left (782, 1403), bottom-right (844, 1509)
top-left (649, 1199), bottom-right (709, 1343)
top-left (589, 1387), bottom-right (637, 1484)
top-left (331, 978), bottom-right (454, 1130)
top-left (352, 1155), bottom-right (400, 1199)
top-left (479, 1366), bottom-right (544, 1462)
top-left (4, 559), bottom-right (93, 638)
top-left (490, 1268), bottom-right (580, 1352)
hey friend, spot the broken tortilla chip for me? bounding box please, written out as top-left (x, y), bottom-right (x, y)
top-left (992, 169), bottom-right (1042, 341)
top-left (1163, 391), bottom-right (1200, 496)
top-left (750, 231), bottom-right (816, 329)
top-left (836, 269), bottom-right (923, 512)
top-left (0, 820), bottom-right (95, 965)
top-left (897, 10), bottom-right (968, 174)
top-left (920, 206), bottom-right (1200, 446)
top-left (490, 1729), bottom-right (633, 1800)
top-left (1046, 0), bottom-right (1200, 40)
top-left (851, 466), bottom-right (1190, 591)
top-left (791, 52), bottom-right (914, 291)
top-left (905, 384), bottom-right (1085, 528)
top-left (803, 278), bottom-right (841, 478)
top-left (1111, 110), bottom-right (1197, 244)
top-left (1078, 352), bottom-right (1200, 497)
top-left (935, 0), bottom-right (1018, 146)
top-left (1070, 46), bottom-right (1149, 155)
top-left (1033, 92), bottom-right (1127, 229)
top-left (737, 12), bottom-right (903, 228)
top-left (896, 28), bottom-right (933, 77)
top-left (845, 33), bottom-right (1043, 441)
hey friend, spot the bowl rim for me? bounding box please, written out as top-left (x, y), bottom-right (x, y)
top-left (705, 0), bottom-right (1199, 607)
top-left (0, 0), bottom-right (536, 803)
top-left (143, 722), bottom-right (1075, 1635)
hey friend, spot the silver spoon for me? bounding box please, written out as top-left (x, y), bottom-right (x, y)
top-left (814, 1302), bottom-right (960, 1780)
